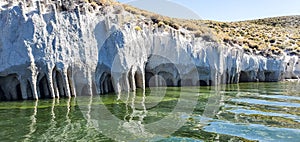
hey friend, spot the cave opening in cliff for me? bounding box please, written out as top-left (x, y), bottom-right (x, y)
top-left (0, 85), bottom-right (5, 101)
top-left (145, 55), bottom-right (179, 87)
top-left (134, 71), bottom-right (143, 89)
top-left (53, 69), bottom-right (66, 97)
top-left (178, 79), bottom-right (193, 87)
top-left (27, 80), bottom-right (33, 99)
top-left (100, 72), bottom-right (114, 94)
top-left (158, 71), bottom-right (174, 86)
top-left (144, 71), bottom-right (175, 87)
top-left (0, 75), bottom-right (23, 101)
top-left (239, 71), bottom-right (253, 82)
top-left (16, 84), bottom-right (22, 100)
top-left (38, 75), bottom-right (51, 99)
top-left (128, 68), bottom-right (143, 90)
top-left (80, 85), bottom-right (90, 96)
top-left (145, 72), bottom-right (154, 87)
top-left (196, 80), bottom-right (211, 86)
top-left (264, 71), bottom-right (277, 82)
top-left (128, 69), bottom-right (133, 90)
top-left (11, 76), bottom-right (22, 100)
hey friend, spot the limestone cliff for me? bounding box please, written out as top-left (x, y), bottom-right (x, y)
top-left (0, 0), bottom-right (299, 101)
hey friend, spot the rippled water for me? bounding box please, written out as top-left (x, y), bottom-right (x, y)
top-left (0, 82), bottom-right (299, 142)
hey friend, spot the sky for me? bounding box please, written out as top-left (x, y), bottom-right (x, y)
top-left (118, 0), bottom-right (300, 22)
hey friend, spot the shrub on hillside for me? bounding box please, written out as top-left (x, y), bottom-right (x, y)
top-left (194, 31), bottom-right (202, 38)
top-left (134, 26), bottom-right (142, 31)
top-left (158, 21), bottom-right (165, 28)
top-left (183, 23), bottom-right (198, 31)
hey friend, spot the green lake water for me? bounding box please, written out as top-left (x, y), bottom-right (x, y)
top-left (0, 82), bottom-right (300, 142)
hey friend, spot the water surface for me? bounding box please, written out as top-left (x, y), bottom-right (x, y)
top-left (0, 82), bottom-right (300, 141)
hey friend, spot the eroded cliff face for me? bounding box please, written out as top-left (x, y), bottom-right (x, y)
top-left (0, 1), bottom-right (299, 101)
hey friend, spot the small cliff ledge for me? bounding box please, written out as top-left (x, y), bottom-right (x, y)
top-left (0, 0), bottom-right (299, 101)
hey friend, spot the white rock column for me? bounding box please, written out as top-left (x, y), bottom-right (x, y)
top-left (62, 69), bottom-right (71, 97)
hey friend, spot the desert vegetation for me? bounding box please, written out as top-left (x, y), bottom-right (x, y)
top-left (122, 4), bottom-right (300, 57)
top-left (203, 17), bottom-right (300, 56)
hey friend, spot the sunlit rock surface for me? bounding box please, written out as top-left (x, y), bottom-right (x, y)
top-left (0, 1), bottom-right (299, 101)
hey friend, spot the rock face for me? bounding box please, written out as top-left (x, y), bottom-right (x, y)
top-left (0, 1), bottom-right (299, 101)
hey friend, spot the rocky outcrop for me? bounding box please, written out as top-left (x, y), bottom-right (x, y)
top-left (0, 1), bottom-right (299, 101)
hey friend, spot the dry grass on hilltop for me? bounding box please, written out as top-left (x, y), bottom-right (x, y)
top-left (205, 16), bottom-right (300, 56)
top-left (122, 3), bottom-right (300, 57)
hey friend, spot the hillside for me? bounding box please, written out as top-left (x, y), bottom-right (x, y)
top-left (121, 3), bottom-right (300, 57)
top-left (206, 16), bottom-right (300, 57)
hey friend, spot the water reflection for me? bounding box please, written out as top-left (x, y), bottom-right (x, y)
top-left (78, 87), bottom-right (200, 141)
top-left (86, 95), bottom-right (93, 127)
top-left (230, 98), bottom-right (300, 108)
top-left (61, 97), bottom-right (72, 139)
top-left (51, 98), bottom-right (56, 120)
top-left (201, 82), bottom-right (300, 141)
top-left (24, 100), bottom-right (38, 141)
top-left (0, 82), bottom-right (299, 141)
top-left (49, 98), bottom-right (57, 138)
top-left (96, 91), bottom-right (154, 141)
top-left (122, 91), bottom-right (149, 137)
top-left (204, 121), bottom-right (300, 142)
top-left (228, 108), bottom-right (300, 123)
top-left (204, 85), bottom-right (225, 121)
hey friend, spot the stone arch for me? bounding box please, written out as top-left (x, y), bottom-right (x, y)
top-left (128, 67), bottom-right (134, 90)
top-left (134, 71), bottom-right (143, 89)
top-left (99, 72), bottom-right (114, 94)
top-left (37, 73), bottom-right (51, 99)
top-left (196, 80), bottom-right (211, 86)
top-left (72, 69), bottom-right (87, 96)
top-left (264, 71), bottom-right (278, 82)
top-left (80, 85), bottom-right (90, 96)
top-left (239, 71), bottom-right (249, 82)
top-left (178, 79), bottom-right (193, 87)
top-left (145, 71), bottom-right (155, 87)
top-left (26, 80), bottom-right (33, 99)
top-left (16, 83), bottom-right (22, 100)
top-left (158, 71), bottom-right (175, 86)
top-left (0, 74), bottom-right (22, 101)
top-left (134, 67), bottom-right (144, 89)
top-left (0, 86), bottom-right (5, 101)
top-left (128, 66), bottom-right (144, 90)
top-left (145, 55), bottom-right (179, 87)
top-left (177, 79), bottom-right (182, 87)
top-left (239, 71), bottom-right (256, 82)
top-left (52, 68), bottom-right (66, 97)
